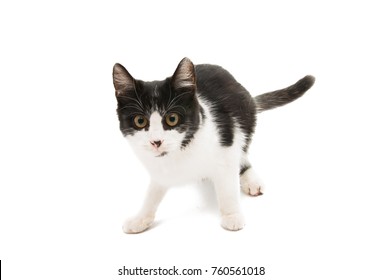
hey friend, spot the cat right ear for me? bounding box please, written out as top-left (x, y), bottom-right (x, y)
top-left (171, 57), bottom-right (196, 92)
top-left (113, 63), bottom-right (135, 96)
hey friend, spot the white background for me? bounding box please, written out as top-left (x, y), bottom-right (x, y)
top-left (1, 0), bottom-right (380, 279)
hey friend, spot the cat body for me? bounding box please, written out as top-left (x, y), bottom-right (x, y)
top-left (113, 58), bottom-right (315, 233)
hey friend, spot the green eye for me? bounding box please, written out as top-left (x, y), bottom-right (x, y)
top-left (133, 115), bottom-right (148, 129)
top-left (165, 113), bottom-right (179, 127)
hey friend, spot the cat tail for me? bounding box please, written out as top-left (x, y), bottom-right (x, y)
top-left (254, 75), bottom-right (315, 113)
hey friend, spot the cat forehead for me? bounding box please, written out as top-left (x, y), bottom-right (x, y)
top-left (153, 84), bottom-right (161, 98)
top-left (118, 78), bottom-right (193, 115)
top-left (120, 80), bottom-right (170, 114)
top-left (138, 80), bottom-right (168, 97)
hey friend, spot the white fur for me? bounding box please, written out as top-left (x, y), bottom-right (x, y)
top-left (123, 98), bottom-right (261, 233)
top-left (240, 168), bottom-right (265, 196)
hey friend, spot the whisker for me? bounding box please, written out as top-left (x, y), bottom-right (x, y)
top-left (166, 83), bottom-right (173, 108)
top-left (164, 105), bottom-right (186, 117)
top-left (118, 95), bottom-right (143, 110)
top-left (119, 104), bottom-right (144, 113)
top-left (166, 91), bottom-right (191, 112)
top-left (133, 81), bottom-right (144, 110)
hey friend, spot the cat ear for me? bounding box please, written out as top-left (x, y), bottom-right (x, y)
top-left (113, 63), bottom-right (135, 96)
top-left (171, 57), bottom-right (196, 92)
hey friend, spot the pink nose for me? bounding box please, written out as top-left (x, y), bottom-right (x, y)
top-left (150, 140), bottom-right (163, 148)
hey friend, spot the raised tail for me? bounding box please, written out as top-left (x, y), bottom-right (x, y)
top-left (254, 75), bottom-right (315, 113)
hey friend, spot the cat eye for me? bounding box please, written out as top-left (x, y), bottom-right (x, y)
top-left (165, 113), bottom-right (179, 127)
top-left (133, 115), bottom-right (148, 129)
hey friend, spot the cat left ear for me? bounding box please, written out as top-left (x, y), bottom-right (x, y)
top-left (113, 63), bottom-right (135, 96)
top-left (171, 57), bottom-right (196, 92)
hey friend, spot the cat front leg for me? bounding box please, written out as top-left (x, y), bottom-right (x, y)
top-left (212, 169), bottom-right (245, 231)
top-left (123, 182), bottom-right (167, 234)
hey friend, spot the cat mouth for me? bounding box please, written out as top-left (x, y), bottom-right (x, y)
top-left (155, 151), bottom-right (168, 158)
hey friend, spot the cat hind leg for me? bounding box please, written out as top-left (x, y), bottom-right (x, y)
top-left (240, 159), bottom-right (264, 196)
top-left (212, 165), bottom-right (246, 231)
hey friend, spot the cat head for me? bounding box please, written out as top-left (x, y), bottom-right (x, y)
top-left (113, 58), bottom-right (202, 157)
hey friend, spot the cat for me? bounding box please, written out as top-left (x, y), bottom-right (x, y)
top-left (112, 57), bottom-right (315, 233)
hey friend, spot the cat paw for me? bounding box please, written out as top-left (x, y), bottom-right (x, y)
top-left (241, 182), bottom-right (264, 196)
top-left (221, 213), bottom-right (245, 231)
top-left (240, 169), bottom-right (264, 196)
top-left (122, 215), bottom-right (154, 234)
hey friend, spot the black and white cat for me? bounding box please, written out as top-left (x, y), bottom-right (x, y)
top-left (113, 58), bottom-right (315, 233)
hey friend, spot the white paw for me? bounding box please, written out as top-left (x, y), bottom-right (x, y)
top-left (221, 213), bottom-right (245, 231)
top-left (240, 169), bottom-right (264, 196)
top-left (122, 215), bottom-right (154, 234)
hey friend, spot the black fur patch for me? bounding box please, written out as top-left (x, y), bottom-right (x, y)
top-left (195, 64), bottom-right (256, 151)
top-left (239, 164), bottom-right (251, 175)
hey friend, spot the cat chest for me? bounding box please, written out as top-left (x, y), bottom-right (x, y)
top-left (144, 152), bottom-right (211, 186)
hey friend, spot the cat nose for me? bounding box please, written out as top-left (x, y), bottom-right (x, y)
top-left (150, 140), bottom-right (163, 148)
